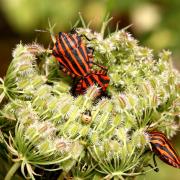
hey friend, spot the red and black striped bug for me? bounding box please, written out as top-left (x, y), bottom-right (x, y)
top-left (52, 29), bottom-right (107, 78)
top-left (148, 131), bottom-right (180, 169)
top-left (52, 29), bottom-right (110, 95)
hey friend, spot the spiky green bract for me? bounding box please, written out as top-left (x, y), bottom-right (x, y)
top-left (0, 26), bottom-right (179, 180)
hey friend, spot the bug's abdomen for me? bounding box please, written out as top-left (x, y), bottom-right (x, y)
top-left (148, 131), bottom-right (180, 168)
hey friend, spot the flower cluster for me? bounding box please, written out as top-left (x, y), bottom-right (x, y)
top-left (0, 24), bottom-right (179, 179)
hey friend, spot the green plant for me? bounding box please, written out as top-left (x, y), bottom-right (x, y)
top-left (0, 20), bottom-right (179, 180)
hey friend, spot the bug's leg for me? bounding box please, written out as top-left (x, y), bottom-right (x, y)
top-left (138, 149), bottom-right (159, 172)
top-left (70, 77), bottom-right (78, 96)
top-left (146, 154), bottom-right (159, 172)
top-left (93, 62), bottom-right (108, 71)
top-left (86, 48), bottom-right (108, 71)
top-left (87, 47), bottom-right (108, 71)
top-left (93, 69), bottom-right (108, 75)
top-left (153, 154), bottom-right (159, 172)
top-left (80, 34), bottom-right (92, 41)
top-left (147, 164), bottom-right (158, 172)
top-left (72, 77), bottom-right (77, 87)
top-left (147, 163), bottom-right (159, 172)
top-left (70, 28), bottom-right (93, 45)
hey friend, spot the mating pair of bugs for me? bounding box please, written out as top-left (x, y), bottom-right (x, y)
top-left (52, 29), bottom-right (110, 96)
top-left (51, 30), bottom-right (180, 170)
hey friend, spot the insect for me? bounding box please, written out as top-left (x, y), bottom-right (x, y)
top-left (52, 29), bottom-right (110, 95)
top-left (52, 29), bottom-right (107, 78)
top-left (148, 131), bottom-right (180, 169)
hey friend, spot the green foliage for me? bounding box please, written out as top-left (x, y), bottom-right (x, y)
top-left (0, 23), bottom-right (179, 179)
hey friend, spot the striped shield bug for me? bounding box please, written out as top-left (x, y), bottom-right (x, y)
top-left (52, 29), bottom-right (107, 78)
top-left (148, 131), bottom-right (180, 169)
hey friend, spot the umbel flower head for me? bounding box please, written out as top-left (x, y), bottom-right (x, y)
top-left (0, 19), bottom-right (179, 180)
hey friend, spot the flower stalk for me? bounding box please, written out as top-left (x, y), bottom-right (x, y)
top-left (4, 161), bottom-right (21, 180)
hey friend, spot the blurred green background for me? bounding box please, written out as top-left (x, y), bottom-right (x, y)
top-left (0, 0), bottom-right (179, 179)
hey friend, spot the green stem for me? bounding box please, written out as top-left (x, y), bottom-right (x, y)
top-left (4, 161), bottom-right (21, 180)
